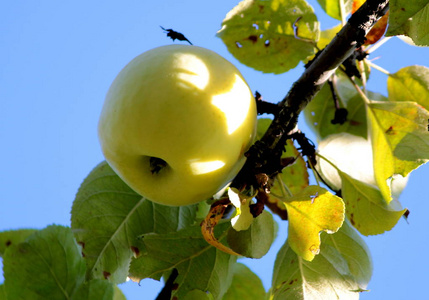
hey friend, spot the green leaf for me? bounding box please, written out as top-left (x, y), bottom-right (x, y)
top-left (386, 0), bottom-right (429, 46)
top-left (304, 73), bottom-right (387, 140)
top-left (3, 225), bottom-right (86, 300)
top-left (217, 0), bottom-right (319, 74)
top-left (0, 229), bottom-right (37, 257)
top-left (183, 290), bottom-right (213, 300)
top-left (284, 186), bottom-right (345, 261)
top-left (0, 285), bottom-right (5, 300)
top-left (71, 161), bottom-right (197, 284)
top-left (368, 101), bottom-right (429, 201)
top-left (71, 279), bottom-right (115, 300)
top-left (316, 0), bottom-right (353, 20)
top-left (271, 239), bottom-right (362, 299)
top-left (339, 171), bottom-right (407, 236)
top-left (129, 222), bottom-right (236, 300)
top-left (321, 220), bottom-right (372, 288)
top-left (226, 210), bottom-right (275, 258)
top-left (388, 65), bottom-right (429, 109)
top-left (223, 263), bottom-right (266, 299)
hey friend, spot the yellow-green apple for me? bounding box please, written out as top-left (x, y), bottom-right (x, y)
top-left (98, 44), bottom-right (257, 206)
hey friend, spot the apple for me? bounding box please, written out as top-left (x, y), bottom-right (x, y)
top-left (98, 44), bottom-right (257, 206)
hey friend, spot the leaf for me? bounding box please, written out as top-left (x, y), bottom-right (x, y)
top-left (228, 188), bottom-right (255, 231)
top-left (3, 225), bottom-right (86, 300)
top-left (368, 101), bottom-right (429, 201)
top-left (183, 290), bottom-right (213, 300)
top-left (320, 220), bottom-right (372, 288)
top-left (284, 186), bottom-right (345, 261)
top-left (71, 161), bottom-right (197, 284)
top-left (223, 263), bottom-right (266, 299)
top-left (316, 0), bottom-right (353, 20)
top-left (217, 0), bottom-right (319, 74)
top-left (128, 223), bottom-right (237, 300)
top-left (271, 240), bottom-right (360, 299)
top-left (70, 279), bottom-right (118, 300)
top-left (227, 210), bottom-right (275, 258)
top-left (304, 73), bottom-right (387, 140)
top-left (316, 133), bottom-right (377, 190)
top-left (386, 0), bottom-right (429, 46)
top-left (388, 65), bottom-right (429, 110)
top-left (0, 229), bottom-right (37, 256)
top-left (0, 285), bottom-right (5, 300)
top-left (339, 171), bottom-right (407, 235)
top-left (201, 199), bottom-right (241, 256)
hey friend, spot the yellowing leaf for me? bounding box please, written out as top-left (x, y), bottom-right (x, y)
top-left (284, 186), bottom-right (345, 261)
top-left (316, 0), bottom-right (353, 20)
top-left (388, 65), bottom-right (429, 110)
top-left (368, 101), bottom-right (429, 202)
top-left (339, 171), bottom-right (407, 236)
top-left (317, 24), bottom-right (342, 50)
top-left (217, 0), bottom-right (319, 74)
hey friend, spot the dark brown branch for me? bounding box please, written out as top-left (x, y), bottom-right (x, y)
top-left (255, 91), bottom-right (280, 116)
top-left (156, 269), bottom-right (178, 300)
top-left (232, 0), bottom-right (390, 191)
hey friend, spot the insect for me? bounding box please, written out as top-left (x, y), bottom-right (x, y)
top-left (160, 26), bottom-right (193, 45)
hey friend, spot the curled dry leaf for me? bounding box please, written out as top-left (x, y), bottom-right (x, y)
top-left (201, 199), bottom-right (241, 256)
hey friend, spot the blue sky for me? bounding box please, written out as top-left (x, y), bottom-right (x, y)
top-left (1, 1), bottom-right (428, 299)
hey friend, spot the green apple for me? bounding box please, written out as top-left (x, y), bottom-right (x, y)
top-left (98, 44), bottom-right (257, 206)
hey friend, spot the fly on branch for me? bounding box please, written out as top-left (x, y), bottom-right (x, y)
top-left (160, 26), bottom-right (193, 45)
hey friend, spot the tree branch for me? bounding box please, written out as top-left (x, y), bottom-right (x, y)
top-left (232, 0), bottom-right (390, 190)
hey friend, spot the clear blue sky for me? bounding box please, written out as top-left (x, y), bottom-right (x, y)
top-left (0, 1), bottom-right (428, 299)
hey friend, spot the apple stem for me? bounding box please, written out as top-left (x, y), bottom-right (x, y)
top-left (149, 157), bottom-right (167, 174)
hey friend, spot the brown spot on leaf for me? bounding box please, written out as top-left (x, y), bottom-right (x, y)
top-left (103, 271), bottom-right (111, 279)
top-left (172, 283), bottom-right (179, 291)
top-left (131, 246), bottom-right (140, 257)
top-left (78, 241), bottom-right (85, 248)
top-left (5, 240), bottom-right (12, 247)
top-left (385, 126), bottom-right (396, 135)
top-left (350, 213), bottom-right (355, 226)
top-left (248, 35), bottom-right (258, 43)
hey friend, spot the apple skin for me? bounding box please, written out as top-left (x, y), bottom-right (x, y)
top-left (98, 44), bottom-right (257, 206)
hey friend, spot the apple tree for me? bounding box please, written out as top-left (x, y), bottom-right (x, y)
top-left (1, 0), bottom-right (429, 299)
